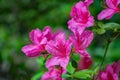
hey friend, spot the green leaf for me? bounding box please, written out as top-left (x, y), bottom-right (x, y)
top-left (36, 56), bottom-right (45, 66)
top-left (62, 74), bottom-right (70, 78)
top-left (67, 62), bottom-right (75, 74)
top-left (73, 69), bottom-right (92, 79)
top-left (93, 28), bottom-right (106, 34)
top-left (31, 72), bottom-right (44, 80)
top-left (98, 22), bottom-right (104, 29)
top-left (71, 53), bottom-right (80, 63)
top-left (103, 23), bottom-right (120, 31)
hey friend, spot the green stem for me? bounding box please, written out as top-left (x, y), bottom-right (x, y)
top-left (95, 40), bottom-right (111, 80)
top-left (95, 32), bottom-right (120, 80)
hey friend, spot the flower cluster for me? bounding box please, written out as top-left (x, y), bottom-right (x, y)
top-left (21, 0), bottom-right (120, 80)
top-left (22, 0), bottom-right (94, 80)
top-left (98, 60), bottom-right (120, 80)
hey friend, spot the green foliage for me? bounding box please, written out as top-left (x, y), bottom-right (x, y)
top-left (73, 69), bottom-right (92, 79)
top-left (31, 71), bottom-right (44, 80)
top-left (67, 62), bottom-right (75, 74)
top-left (62, 74), bottom-right (70, 78)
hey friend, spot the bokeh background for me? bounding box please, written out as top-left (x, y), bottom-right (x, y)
top-left (0, 0), bottom-right (120, 80)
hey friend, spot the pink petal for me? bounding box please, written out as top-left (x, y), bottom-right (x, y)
top-left (80, 30), bottom-right (94, 49)
top-left (29, 28), bottom-right (41, 44)
top-left (59, 56), bottom-right (70, 71)
top-left (41, 67), bottom-right (65, 80)
top-left (86, 16), bottom-right (94, 27)
top-left (98, 8), bottom-right (116, 20)
top-left (46, 41), bottom-right (60, 56)
top-left (70, 1), bottom-right (94, 28)
top-left (100, 72), bottom-right (108, 80)
top-left (21, 44), bottom-right (41, 57)
top-left (85, 0), bottom-right (94, 6)
top-left (46, 57), bottom-right (69, 73)
top-left (55, 32), bottom-right (66, 44)
top-left (40, 37), bottom-right (47, 45)
top-left (106, 0), bottom-right (118, 9)
top-left (42, 26), bottom-right (52, 40)
top-left (77, 50), bottom-right (90, 57)
top-left (66, 40), bottom-right (72, 56)
top-left (68, 19), bottom-right (85, 34)
top-left (73, 30), bottom-right (94, 50)
top-left (78, 56), bottom-right (93, 70)
top-left (46, 57), bottom-right (61, 68)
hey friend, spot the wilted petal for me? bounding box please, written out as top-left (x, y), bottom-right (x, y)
top-left (22, 44), bottom-right (41, 57)
top-left (98, 8), bottom-right (116, 20)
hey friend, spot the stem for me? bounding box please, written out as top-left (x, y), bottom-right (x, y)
top-left (95, 40), bottom-right (111, 80)
top-left (95, 32), bottom-right (120, 80)
top-left (111, 32), bottom-right (120, 41)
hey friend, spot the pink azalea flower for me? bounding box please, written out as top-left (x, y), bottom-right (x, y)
top-left (21, 26), bottom-right (52, 57)
top-left (98, 60), bottom-right (120, 80)
top-left (98, 0), bottom-right (120, 20)
top-left (78, 56), bottom-right (93, 70)
top-left (70, 30), bottom-right (93, 70)
top-left (111, 60), bottom-right (120, 75)
top-left (70, 30), bottom-right (94, 57)
top-left (45, 33), bottom-right (72, 72)
top-left (41, 67), bottom-right (65, 80)
top-left (68, 1), bottom-right (94, 34)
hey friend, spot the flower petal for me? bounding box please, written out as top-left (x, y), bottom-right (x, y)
top-left (21, 44), bottom-right (41, 57)
top-left (46, 57), bottom-right (69, 73)
top-left (46, 57), bottom-right (61, 69)
top-left (106, 0), bottom-right (118, 9)
top-left (98, 8), bottom-right (115, 20)
top-left (86, 16), bottom-right (94, 27)
top-left (77, 50), bottom-right (90, 57)
top-left (78, 56), bottom-right (93, 70)
top-left (46, 41), bottom-right (60, 56)
top-left (42, 26), bottom-right (52, 40)
top-left (68, 19), bottom-right (85, 34)
top-left (85, 0), bottom-right (94, 6)
top-left (73, 30), bottom-right (94, 50)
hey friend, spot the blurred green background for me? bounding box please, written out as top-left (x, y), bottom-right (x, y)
top-left (0, 0), bottom-right (120, 80)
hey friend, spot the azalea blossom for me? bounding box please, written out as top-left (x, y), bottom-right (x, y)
top-left (45, 32), bottom-right (72, 72)
top-left (98, 60), bottom-right (120, 80)
top-left (68, 1), bottom-right (94, 34)
top-left (98, 0), bottom-right (120, 20)
top-left (21, 26), bottom-right (52, 57)
top-left (41, 67), bottom-right (65, 80)
top-left (70, 30), bottom-right (93, 57)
